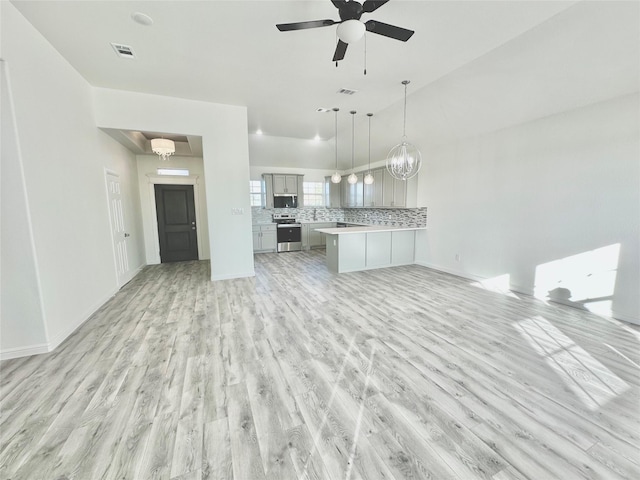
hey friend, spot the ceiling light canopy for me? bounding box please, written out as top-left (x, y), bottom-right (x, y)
top-left (151, 138), bottom-right (175, 161)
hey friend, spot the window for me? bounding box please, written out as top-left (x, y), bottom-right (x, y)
top-left (249, 180), bottom-right (262, 206)
top-left (157, 168), bottom-right (189, 176)
top-left (303, 181), bottom-right (324, 207)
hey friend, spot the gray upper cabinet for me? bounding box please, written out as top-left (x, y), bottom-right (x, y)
top-left (262, 174), bottom-right (274, 208)
top-left (273, 174), bottom-right (298, 195)
top-left (363, 169), bottom-right (385, 207)
top-left (324, 176), bottom-right (341, 208)
top-left (341, 174), bottom-right (364, 208)
top-left (382, 169), bottom-right (412, 208)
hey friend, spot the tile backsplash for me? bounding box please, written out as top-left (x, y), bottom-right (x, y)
top-left (252, 207), bottom-right (427, 227)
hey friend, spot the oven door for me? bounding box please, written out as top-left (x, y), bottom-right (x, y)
top-left (277, 224), bottom-right (302, 252)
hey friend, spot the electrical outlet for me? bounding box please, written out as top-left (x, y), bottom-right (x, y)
top-left (455, 253), bottom-right (461, 262)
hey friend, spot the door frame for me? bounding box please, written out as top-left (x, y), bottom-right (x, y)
top-left (146, 174), bottom-right (203, 264)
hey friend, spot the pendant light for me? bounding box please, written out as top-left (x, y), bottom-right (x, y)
top-left (364, 113), bottom-right (374, 185)
top-left (386, 80), bottom-right (422, 181)
top-left (331, 107), bottom-right (342, 184)
top-left (347, 110), bottom-right (358, 184)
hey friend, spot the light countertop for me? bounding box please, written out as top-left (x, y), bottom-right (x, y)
top-left (315, 225), bottom-right (426, 235)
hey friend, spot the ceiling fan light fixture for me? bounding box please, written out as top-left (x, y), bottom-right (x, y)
top-left (151, 138), bottom-right (175, 161)
top-left (337, 19), bottom-right (365, 44)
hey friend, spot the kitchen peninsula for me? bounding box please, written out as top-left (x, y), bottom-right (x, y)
top-left (315, 225), bottom-right (426, 273)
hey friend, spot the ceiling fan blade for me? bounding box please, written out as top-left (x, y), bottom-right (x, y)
top-left (276, 19), bottom-right (336, 31)
top-left (365, 19), bottom-right (414, 41)
top-left (332, 40), bottom-right (348, 61)
top-left (362, 0), bottom-right (390, 13)
top-left (331, 0), bottom-right (347, 8)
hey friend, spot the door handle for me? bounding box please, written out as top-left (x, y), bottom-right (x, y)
top-left (124, 233), bottom-right (130, 237)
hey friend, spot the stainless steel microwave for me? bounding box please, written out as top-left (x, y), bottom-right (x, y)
top-left (273, 195), bottom-right (297, 208)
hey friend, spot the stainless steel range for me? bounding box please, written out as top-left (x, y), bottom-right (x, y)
top-left (273, 213), bottom-right (302, 252)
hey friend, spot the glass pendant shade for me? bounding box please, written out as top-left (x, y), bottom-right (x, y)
top-left (364, 172), bottom-right (374, 184)
top-left (347, 173), bottom-right (358, 184)
top-left (386, 80), bottom-right (422, 181)
top-left (151, 138), bottom-right (175, 161)
top-left (337, 20), bottom-right (365, 44)
top-left (386, 140), bottom-right (422, 180)
top-left (331, 171), bottom-right (342, 183)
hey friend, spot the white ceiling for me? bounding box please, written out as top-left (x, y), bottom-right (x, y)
top-left (11, 1), bottom-right (639, 168)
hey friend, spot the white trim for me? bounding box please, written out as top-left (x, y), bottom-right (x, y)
top-left (46, 286), bottom-right (118, 352)
top-left (146, 174), bottom-right (203, 264)
top-left (212, 270), bottom-right (256, 281)
top-left (0, 343), bottom-right (50, 361)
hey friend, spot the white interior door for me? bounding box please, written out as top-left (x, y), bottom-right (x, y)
top-left (106, 172), bottom-right (129, 286)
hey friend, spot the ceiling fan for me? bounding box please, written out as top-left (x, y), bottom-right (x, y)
top-left (276, 0), bottom-right (414, 62)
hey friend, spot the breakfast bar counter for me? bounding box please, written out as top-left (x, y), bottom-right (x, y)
top-left (314, 225), bottom-right (426, 273)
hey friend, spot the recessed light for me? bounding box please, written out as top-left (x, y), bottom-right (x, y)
top-left (314, 134), bottom-right (321, 141)
top-left (256, 129), bottom-right (263, 135)
top-left (131, 12), bottom-right (154, 26)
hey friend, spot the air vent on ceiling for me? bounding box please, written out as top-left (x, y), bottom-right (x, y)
top-left (337, 88), bottom-right (358, 95)
top-left (111, 43), bottom-right (135, 59)
top-left (316, 107), bottom-right (332, 113)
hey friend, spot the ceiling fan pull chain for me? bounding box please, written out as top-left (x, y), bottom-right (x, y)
top-left (364, 31), bottom-right (367, 75)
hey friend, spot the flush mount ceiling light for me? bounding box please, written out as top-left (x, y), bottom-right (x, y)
top-left (364, 113), bottom-right (374, 185)
top-left (331, 107), bottom-right (342, 184)
top-left (131, 12), bottom-right (154, 26)
top-left (386, 80), bottom-right (422, 181)
top-left (347, 110), bottom-right (358, 185)
top-left (151, 138), bottom-right (175, 161)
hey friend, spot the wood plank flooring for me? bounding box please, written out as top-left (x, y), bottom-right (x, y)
top-left (1, 250), bottom-right (639, 479)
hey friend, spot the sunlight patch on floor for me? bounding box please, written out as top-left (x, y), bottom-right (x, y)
top-left (515, 315), bottom-right (629, 410)
top-left (470, 273), bottom-right (519, 298)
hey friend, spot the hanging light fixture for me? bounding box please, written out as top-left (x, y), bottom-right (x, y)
top-left (364, 113), bottom-right (374, 185)
top-left (331, 107), bottom-right (342, 184)
top-left (386, 80), bottom-right (422, 180)
top-left (347, 110), bottom-right (358, 184)
top-left (151, 138), bottom-right (175, 161)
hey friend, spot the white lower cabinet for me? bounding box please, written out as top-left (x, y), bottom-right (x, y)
top-left (252, 224), bottom-right (277, 253)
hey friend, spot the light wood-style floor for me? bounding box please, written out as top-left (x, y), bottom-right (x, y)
top-left (1, 250), bottom-right (639, 480)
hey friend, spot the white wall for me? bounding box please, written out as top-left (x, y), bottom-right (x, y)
top-left (136, 155), bottom-right (210, 264)
top-left (415, 94), bottom-right (640, 324)
top-left (0, 2), bottom-right (146, 358)
top-left (93, 88), bottom-right (254, 281)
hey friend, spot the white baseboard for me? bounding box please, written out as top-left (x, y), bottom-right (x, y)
top-left (46, 286), bottom-right (119, 352)
top-left (120, 264), bottom-right (144, 286)
top-left (211, 270), bottom-right (256, 281)
top-left (0, 343), bottom-right (49, 361)
top-left (414, 261), bottom-right (639, 325)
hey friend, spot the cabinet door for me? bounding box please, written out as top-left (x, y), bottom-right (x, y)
top-left (309, 228), bottom-right (323, 247)
top-left (273, 175), bottom-right (287, 194)
top-left (341, 179), bottom-right (350, 207)
top-left (382, 169), bottom-right (395, 207)
top-left (325, 177), bottom-right (341, 208)
top-left (363, 176), bottom-right (374, 207)
top-left (262, 174), bottom-right (274, 208)
top-left (373, 169), bottom-right (384, 206)
top-left (285, 175), bottom-right (298, 195)
top-left (393, 177), bottom-right (406, 207)
top-left (261, 230), bottom-right (277, 250)
top-left (252, 230), bottom-right (261, 251)
top-left (301, 224), bottom-right (310, 249)
top-left (354, 174), bottom-right (364, 207)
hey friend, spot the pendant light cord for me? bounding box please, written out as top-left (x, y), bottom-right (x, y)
top-left (367, 113), bottom-right (372, 172)
top-left (351, 111), bottom-right (356, 170)
top-left (402, 80), bottom-right (408, 139)
top-left (334, 107), bottom-right (339, 169)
